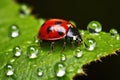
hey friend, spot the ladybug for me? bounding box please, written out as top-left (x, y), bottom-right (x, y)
top-left (38, 19), bottom-right (82, 44)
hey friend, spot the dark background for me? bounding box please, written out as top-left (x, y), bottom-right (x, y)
top-left (17, 0), bottom-right (120, 80)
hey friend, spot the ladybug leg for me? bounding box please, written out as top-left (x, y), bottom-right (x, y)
top-left (71, 40), bottom-right (75, 48)
top-left (61, 41), bottom-right (66, 54)
top-left (51, 41), bottom-right (55, 51)
top-left (77, 41), bottom-right (80, 45)
top-left (48, 41), bottom-right (55, 54)
top-left (39, 40), bottom-right (43, 46)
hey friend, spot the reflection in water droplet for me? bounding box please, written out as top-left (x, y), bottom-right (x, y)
top-left (13, 46), bottom-right (22, 57)
top-left (5, 64), bottom-right (14, 76)
top-left (27, 46), bottom-right (39, 59)
top-left (87, 21), bottom-right (102, 34)
top-left (19, 5), bottom-right (30, 17)
top-left (10, 25), bottom-right (20, 38)
top-left (54, 62), bottom-right (66, 77)
top-left (84, 38), bottom-right (96, 51)
top-left (61, 54), bottom-right (66, 61)
top-left (110, 28), bottom-right (118, 36)
top-left (74, 49), bottom-right (83, 58)
top-left (37, 68), bottom-right (43, 77)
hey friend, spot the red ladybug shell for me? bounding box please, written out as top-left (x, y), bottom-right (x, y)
top-left (38, 19), bottom-right (76, 40)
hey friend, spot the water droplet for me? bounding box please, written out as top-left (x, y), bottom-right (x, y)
top-left (10, 58), bottom-right (15, 63)
top-left (110, 28), bottom-right (118, 36)
top-left (34, 36), bottom-right (39, 44)
top-left (10, 25), bottom-right (20, 38)
top-left (60, 54), bottom-right (66, 61)
top-left (5, 64), bottom-right (14, 76)
top-left (13, 46), bottom-right (22, 57)
top-left (27, 46), bottom-right (39, 59)
top-left (37, 68), bottom-right (43, 77)
top-left (84, 38), bottom-right (96, 51)
top-left (87, 21), bottom-right (102, 34)
top-left (109, 29), bottom-right (120, 40)
top-left (80, 30), bottom-right (85, 35)
top-left (74, 49), bottom-right (83, 58)
top-left (54, 62), bottom-right (66, 77)
top-left (19, 5), bottom-right (30, 17)
top-left (115, 34), bottom-right (120, 40)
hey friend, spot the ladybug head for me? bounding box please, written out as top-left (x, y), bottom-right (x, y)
top-left (66, 27), bottom-right (82, 44)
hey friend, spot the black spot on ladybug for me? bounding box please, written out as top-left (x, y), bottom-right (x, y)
top-left (55, 21), bottom-right (62, 25)
top-left (58, 31), bottom-right (64, 35)
top-left (47, 26), bottom-right (52, 33)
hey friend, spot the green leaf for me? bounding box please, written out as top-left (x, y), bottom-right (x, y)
top-left (0, 0), bottom-right (120, 80)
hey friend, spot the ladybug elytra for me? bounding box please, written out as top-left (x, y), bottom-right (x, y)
top-left (38, 19), bottom-right (82, 44)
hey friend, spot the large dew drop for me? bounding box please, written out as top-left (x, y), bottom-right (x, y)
top-left (54, 62), bottom-right (66, 77)
top-left (74, 49), bottom-right (83, 58)
top-left (87, 21), bottom-right (102, 34)
top-left (5, 64), bottom-right (14, 76)
top-left (37, 68), bottom-right (43, 77)
top-left (27, 46), bottom-right (39, 59)
top-left (13, 46), bottom-right (22, 57)
top-left (84, 38), bottom-right (96, 51)
top-left (10, 25), bottom-right (20, 38)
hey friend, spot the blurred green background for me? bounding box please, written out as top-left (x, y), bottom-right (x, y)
top-left (16, 0), bottom-right (120, 80)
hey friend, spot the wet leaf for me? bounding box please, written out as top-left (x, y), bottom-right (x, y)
top-left (0, 0), bottom-right (120, 80)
